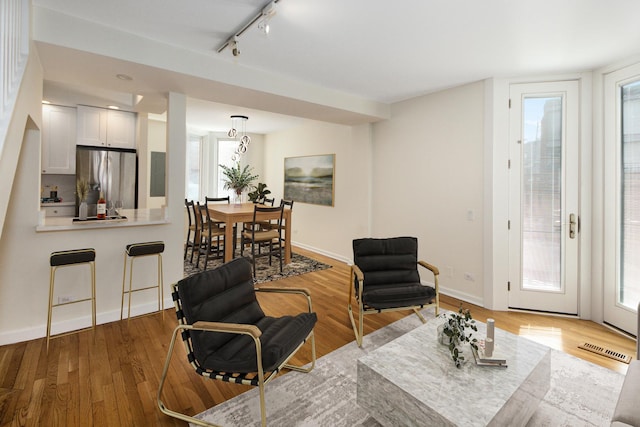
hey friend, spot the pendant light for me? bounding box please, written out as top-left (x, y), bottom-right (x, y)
top-left (228, 115), bottom-right (251, 162)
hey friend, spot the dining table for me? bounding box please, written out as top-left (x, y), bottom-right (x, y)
top-left (207, 202), bottom-right (292, 264)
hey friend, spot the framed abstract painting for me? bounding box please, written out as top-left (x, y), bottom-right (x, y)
top-left (284, 154), bottom-right (335, 206)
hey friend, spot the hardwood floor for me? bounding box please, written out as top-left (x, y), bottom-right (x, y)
top-left (0, 247), bottom-right (635, 426)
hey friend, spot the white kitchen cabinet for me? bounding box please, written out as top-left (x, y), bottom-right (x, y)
top-left (77, 106), bottom-right (136, 149)
top-left (76, 105), bottom-right (107, 147)
top-left (106, 109), bottom-right (136, 149)
top-left (42, 104), bottom-right (77, 175)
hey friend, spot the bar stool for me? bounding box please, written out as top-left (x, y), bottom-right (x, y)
top-left (47, 248), bottom-right (96, 352)
top-left (121, 241), bottom-right (165, 321)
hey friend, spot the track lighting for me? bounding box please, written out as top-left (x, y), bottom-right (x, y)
top-left (257, 19), bottom-right (270, 35)
top-left (258, 1), bottom-right (277, 35)
top-left (216, 0), bottom-right (281, 56)
top-left (229, 36), bottom-right (240, 57)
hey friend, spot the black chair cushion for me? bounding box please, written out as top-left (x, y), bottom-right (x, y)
top-left (353, 237), bottom-right (420, 285)
top-left (353, 237), bottom-right (435, 308)
top-left (50, 248), bottom-right (96, 266)
top-left (363, 283), bottom-right (436, 310)
top-left (126, 241), bottom-right (165, 256)
top-left (177, 257), bottom-right (316, 373)
top-left (200, 312), bottom-right (316, 373)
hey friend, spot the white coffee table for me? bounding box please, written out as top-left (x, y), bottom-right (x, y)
top-left (357, 320), bottom-right (551, 426)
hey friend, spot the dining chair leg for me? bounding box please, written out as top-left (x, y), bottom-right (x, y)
top-left (203, 238), bottom-right (211, 271)
top-left (196, 238), bottom-right (203, 269)
top-left (251, 242), bottom-right (257, 277)
top-left (189, 234), bottom-right (197, 263)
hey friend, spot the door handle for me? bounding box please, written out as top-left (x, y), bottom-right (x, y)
top-left (569, 213), bottom-right (577, 239)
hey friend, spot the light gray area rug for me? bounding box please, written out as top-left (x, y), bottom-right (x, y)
top-left (193, 308), bottom-right (625, 426)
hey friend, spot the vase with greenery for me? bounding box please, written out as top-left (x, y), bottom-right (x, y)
top-left (438, 305), bottom-right (478, 368)
top-left (247, 182), bottom-right (271, 203)
top-left (219, 163), bottom-right (259, 204)
top-left (76, 179), bottom-right (89, 220)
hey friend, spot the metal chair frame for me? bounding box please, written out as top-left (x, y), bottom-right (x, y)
top-left (157, 283), bottom-right (316, 427)
top-left (47, 248), bottom-right (97, 352)
top-left (121, 242), bottom-right (164, 321)
top-left (348, 261), bottom-right (440, 347)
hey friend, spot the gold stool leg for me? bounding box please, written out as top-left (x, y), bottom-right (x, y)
top-left (158, 253), bottom-right (164, 319)
top-left (120, 252), bottom-right (128, 320)
top-left (127, 256), bottom-right (135, 322)
top-left (90, 261), bottom-right (96, 340)
top-left (46, 266), bottom-right (57, 353)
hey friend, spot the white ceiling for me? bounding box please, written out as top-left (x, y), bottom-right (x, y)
top-left (34, 0), bottom-right (640, 133)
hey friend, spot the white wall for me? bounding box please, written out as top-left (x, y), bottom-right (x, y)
top-left (0, 43), bottom-right (43, 240)
top-left (261, 84), bottom-right (485, 303)
top-left (371, 82), bottom-right (486, 304)
top-left (263, 121), bottom-right (372, 261)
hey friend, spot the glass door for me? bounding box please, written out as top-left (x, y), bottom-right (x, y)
top-left (508, 81), bottom-right (580, 314)
top-left (620, 80), bottom-right (640, 312)
top-left (604, 68), bottom-right (640, 334)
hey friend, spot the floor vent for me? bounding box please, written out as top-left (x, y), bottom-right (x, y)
top-left (578, 342), bottom-right (632, 364)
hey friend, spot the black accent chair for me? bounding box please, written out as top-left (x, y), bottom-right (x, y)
top-left (348, 237), bottom-right (440, 347)
top-left (157, 257), bottom-right (317, 426)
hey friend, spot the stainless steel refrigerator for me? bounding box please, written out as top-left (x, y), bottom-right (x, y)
top-left (76, 145), bottom-right (138, 216)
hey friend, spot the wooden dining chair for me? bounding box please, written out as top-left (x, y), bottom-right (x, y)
top-left (241, 205), bottom-right (284, 277)
top-left (195, 202), bottom-right (226, 270)
top-left (205, 196), bottom-right (237, 256)
top-left (184, 199), bottom-right (198, 263)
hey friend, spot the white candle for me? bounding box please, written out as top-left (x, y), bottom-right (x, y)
top-left (487, 318), bottom-right (495, 341)
top-left (485, 337), bottom-right (494, 357)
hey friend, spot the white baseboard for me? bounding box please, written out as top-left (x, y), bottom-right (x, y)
top-left (292, 241), bottom-right (350, 264)
top-left (438, 286), bottom-right (485, 307)
top-left (0, 299), bottom-right (171, 346)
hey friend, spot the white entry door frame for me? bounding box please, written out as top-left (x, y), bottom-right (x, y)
top-left (508, 81), bottom-right (581, 315)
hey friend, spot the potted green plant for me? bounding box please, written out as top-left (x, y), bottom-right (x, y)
top-left (438, 305), bottom-right (479, 368)
top-left (219, 162), bottom-right (259, 203)
top-left (247, 182), bottom-right (271, 203)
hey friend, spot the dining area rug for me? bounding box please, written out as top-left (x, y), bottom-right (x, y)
top-left (183, 250), bottom-right (331, 284)
top-left (192, 307), bottom-right (625, 426)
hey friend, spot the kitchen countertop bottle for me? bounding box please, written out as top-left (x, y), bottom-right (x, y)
top-left (97, 191), bottom-right (106, 219)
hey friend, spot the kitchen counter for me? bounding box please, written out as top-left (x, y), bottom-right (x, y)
top-left (36, 208), bottom-right (170, 232)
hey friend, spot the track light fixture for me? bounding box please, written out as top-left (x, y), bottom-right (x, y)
top-left (257, 1), bottom-right (277, 35)
top-left (229, 36), bottom-right (240, 57)
top-left (217, 0), bottom-right (280, 56)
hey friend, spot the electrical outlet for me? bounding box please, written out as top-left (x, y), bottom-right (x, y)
top-left (445, 266), bottom-right (453, 278)
top-left (58, 296), bottom-right (73, 304)
top-left (464, 273), bottom-right (474, 282)
top-left (467, 209), bottom-right (475, 221)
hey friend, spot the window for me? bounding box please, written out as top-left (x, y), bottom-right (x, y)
top-left (217, 139), bottom-right (238, 199)
top-left (185, 134), bottom-right (202, 201)
top-left (185, 135), bottom-right (239, 201)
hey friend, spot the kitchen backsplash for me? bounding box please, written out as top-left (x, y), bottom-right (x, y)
top-left (41, 174), bottom-right (75, 202)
